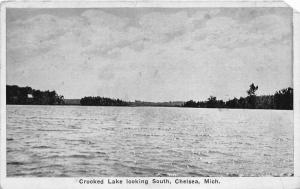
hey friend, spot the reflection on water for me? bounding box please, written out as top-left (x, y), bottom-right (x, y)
top-left (7, 105), bottom-right (293, 177)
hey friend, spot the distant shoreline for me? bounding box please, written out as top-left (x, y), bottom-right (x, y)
top-left (6, 84), bottom-right (293, 110)
top-left (6, 104), bottom-right (293, 111)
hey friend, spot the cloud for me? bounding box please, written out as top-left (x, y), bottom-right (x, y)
top-left (6, 8), bottom-right (292, 101)
top-left (82, 9), bottom-right (130, 29)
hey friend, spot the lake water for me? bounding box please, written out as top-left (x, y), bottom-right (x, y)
top-left (6, 105), bottom-right (293, 177)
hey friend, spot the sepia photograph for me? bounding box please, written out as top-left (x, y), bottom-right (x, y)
top-left (4, 5), bottom-right (294, 178)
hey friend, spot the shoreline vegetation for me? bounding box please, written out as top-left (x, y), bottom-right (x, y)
top-left (6, 83), bottom-right (293, 110)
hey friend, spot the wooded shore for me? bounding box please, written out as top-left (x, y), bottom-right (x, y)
top-left (6, 84), bottom-right (293, 110)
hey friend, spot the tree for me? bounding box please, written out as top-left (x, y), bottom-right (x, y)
top-left (246, 83), bottom-right (258, 108)
top-left (226, 97), bottom-right (238, 108)
top-left (247, 83), bottom-right (258, 96)
top-left (182, 100), bottom-right (198, 107)
top-left (207, 96), bottom-right (217, 108)
top-left (274, 87), bottom-right (293, 110)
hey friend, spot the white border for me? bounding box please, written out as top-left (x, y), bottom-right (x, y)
top-left (0, 1), bottom-right (299, 189)
top-left (0, 0), bottom-right (6, 184)
top-left (0, 0), bottom-right (290, 8)
top-left (293, 7), bottom-right (300, 177)
top-left (285, 0), bottom-right (300, 12)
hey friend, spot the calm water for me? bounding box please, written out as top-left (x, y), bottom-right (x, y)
top-left (7, 105), bottom-right (293, 177)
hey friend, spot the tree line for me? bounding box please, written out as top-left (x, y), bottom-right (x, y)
top-left (80, 98), bottom-right (184, 107)
top-left (6, 84), bottom-right (293, 109)
top-left (182, 84), bottom-right (293, 110)
top-left (6, 85), bottom-right (64, 105)
top-left (80, 96), bottom-right (129, 106)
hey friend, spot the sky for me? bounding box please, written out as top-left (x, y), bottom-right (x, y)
top-left (6, 8), bottom-right (293, 101)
